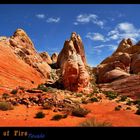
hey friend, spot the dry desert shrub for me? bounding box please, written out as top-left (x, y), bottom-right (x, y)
top-left (79, 118), bottom-right (112, 127)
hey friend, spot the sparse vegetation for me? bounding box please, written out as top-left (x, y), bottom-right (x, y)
top-left (119, 95), bottom-right (127, 102)
top-left (115, 105), bottom-right (122, 111)
top-left (37, 84), bottom-right (54, 92)
top-left (87, 93), bottom-right (94, 98)
top-left (51, 114), bottom-right (67, 121)
top-left (81, 98), bottom-right (88, 104)
top-left (103, 91), bottom-right (118, 100)
top-left (79, 118), bottom-right (112, 127)
top-left (76, 93), bottom-right (83, 97)
top-left (90, 97), bottom-right (98, 102)
top-left (0, 102), bottom-right (14, 111)
top-left (37, 84), bottom-right (48, 92)
top-left (126, 107), bottom-right (131, 110)
top-left (71, 107), bottom-right (90, 117)
top-left (11, 89), bottom-right (18, 94)
top-left (43, 102), bottom-right (53, 110)
top-left (93, 88), bottom-right (100, 93)
top-left (126, 100), bottom-right (133, 106)
top-left (135, 107), bottom-right (140, 115)
top-left (18, 86), bottom-right (25, 90)
top-left (133, 99), bottom-right (140, 106)
top-left (35, 111), bottom-right (45, 118)
top-left (2, 93), bottom-right (9, 100)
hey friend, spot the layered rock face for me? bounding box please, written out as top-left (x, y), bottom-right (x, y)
top-left (9, 29), bottom-right (51, 78)
top-left (96, 38), bottom-right (140, 83)
top-left (57, 32), bottom-right (90, 92)
top-left (98, 75), bottom-right (140, 99)
top-left (0, 38), bottom-right (45, 89)
top-left (0, 29), bottom-right (52, 88)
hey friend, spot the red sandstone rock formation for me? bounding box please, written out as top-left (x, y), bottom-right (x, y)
top-left (9, 29), bottom-right (51, 78)
top-left (96, 38), bottom-right (140, 83)
top-left (0, 29), bottom-right (52, 88)
top-left (0, 40), bottom-right (45, 89)
top-left (57, 32), bottom-right (90, 92)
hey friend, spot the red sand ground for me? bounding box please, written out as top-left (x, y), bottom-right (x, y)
top-left (0, 101), bottom-right (140, 127)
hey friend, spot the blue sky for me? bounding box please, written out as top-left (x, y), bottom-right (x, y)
top-left (0, 4), bottom-right (140, 66)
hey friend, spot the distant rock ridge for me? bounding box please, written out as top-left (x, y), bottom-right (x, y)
top-left (95, 38), bottom-right (140, 83)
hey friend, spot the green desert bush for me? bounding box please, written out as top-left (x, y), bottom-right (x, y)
top-left (37, 84), bottom-right (55, 92)
top-left (0, 102), bottom-right (14, 111)
top-left (103, 91), bottom-right (118, 100)
top-left (87, 93), bottom-right (94, 98)
top-left (11, 89), bottom-right (18, 94)
top-left (51, 114), bottom-right (67, 121)
top-left (126, 107), bottom-right (131, 110)
top-left (35, 111), bottom-right (45, 118)
top-left (133, 99), bottom-right (140, 106)
top-left (79, 118), bottom-right (112, 127)
top-left (90, 97), bottom-right (99, 102)
top-left (71, 107), bottom-right (90, 117)
top-left (76, 93), bottom-right (83, 97)
top-left (119, 95), bottom-right (127, 102)
top-left (93, 88), bottom-right (100, 93)
top-left (126, 100), bottom-right (133, 106)
top-left (135, 107), bottom-right (140, 115)
top-left (2, 93), bottom-right (9, 100)
top-left (37, 84), bottom-right (48, 92)
top-left (114, 105), bottom-right (122, 111)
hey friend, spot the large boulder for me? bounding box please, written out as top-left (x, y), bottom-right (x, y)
top-left (62, 53), bottom-right (89, 91)
top-left (130, 53), bottom-right (140, 74)
top-left (99, 68), bottom-right (130, 83)
top-left (57, 32), bottom-right (90, 92)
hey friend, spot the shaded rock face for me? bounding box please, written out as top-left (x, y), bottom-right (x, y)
top-left (57, 32), bottom-right (89, 92)
top-left (9, 29), bottom-right (51, 78)
top-left (51, 53), bottom-right (58, 63)
top-left (96, 38), bottom-right (140, 83)
top-left (131, 53), bottom-right (140, 74)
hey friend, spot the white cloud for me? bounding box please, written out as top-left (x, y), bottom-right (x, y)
top-left (73, 22), bottom-right (78, 25)
top-left (75, 14), bottom-right (104, 28)
top-left (46, 17), bottom-right (60, 23)
top-left (108, 22), bottom-right (140, 43)
top-left (109, 45), bottom-right (118, 51)
top-left (94, 44), bottom-right (118, 53)
top-left (86, 32), bottom-right (105, 41)
top-left (36, 14), bottom-right (45, 19)
top-left (118, 22), bottom-right (135, 33)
